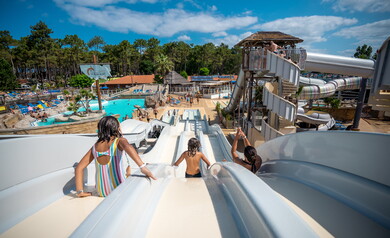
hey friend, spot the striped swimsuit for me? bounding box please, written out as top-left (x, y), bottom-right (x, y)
top-left (93, 138), bottom-right (126, 197)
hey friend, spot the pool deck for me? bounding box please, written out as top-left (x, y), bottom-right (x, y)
top-left (1, 95), bottom-right (389, 135)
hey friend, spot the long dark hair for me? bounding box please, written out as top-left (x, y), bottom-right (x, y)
top-left (97, 116), bottom-right (122, 142)
top-left (244, 146), bottom-right (260, 164)
top-left (187, 138), bottom-right (201, 157)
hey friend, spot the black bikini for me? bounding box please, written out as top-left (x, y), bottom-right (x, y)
top-left (185, 172), bottom-right (202, 178)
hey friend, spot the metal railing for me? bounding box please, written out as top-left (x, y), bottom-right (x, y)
top-left (261, 118), bottom-right (284, 142)
top-left (244, 47), bottom-right (307, 71)
top-left (263, 82), bottom-right (296, 122)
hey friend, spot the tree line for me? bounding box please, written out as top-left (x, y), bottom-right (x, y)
top-left (0, 21), bottom-right (242, 90)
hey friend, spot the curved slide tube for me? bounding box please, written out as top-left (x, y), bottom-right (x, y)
top-left (298, 76), bottom-right (362, 100)
top-left (299, 76), bottom-right (326, 86)
top-left (305, 52), bottom-right (375, 78)
top-left (257, 131), bottom-right (390, 237)
top-left (225, 68), bottom-right (245, 113)
top-left (296, 108), bottom-right (334, 125)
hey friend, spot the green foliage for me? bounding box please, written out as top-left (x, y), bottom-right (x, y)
top-left (154, 75), bottom-right (164, 84)
top-left (199, 67), bottom-right (209, 76)
top-left (68, 89), bottom-right (96, 115)
top-left (67, 102), bottom-right (80, 114)
top-left (155, 53), bottom-right (174, 76)
top-left (87, 36), bottom-right (105, 52)
top-left (140, 59), bottom-right (155, 75)
top-left (180, 70), bottom-right (188, 79)
top-left (354, 44), bottom-right (373, 59)
top-left (330, 98), bottom-right (341, 109)
top-left (69, 74), bottom-right (94, 88)
top-left (0, 58), bottom-right (18, 90)
top-left (295, 86), bottom-right (304, 98)
top-left (63, 89), bottom-right (69, 95)
top-left (215, 102), bottom-right (221, 113)
top-left (324, 97), bottom-right (341, 109)
top-left (7, 20), bottom-right (243, 87)
top-left (254, 86), bottom-right (263, 104)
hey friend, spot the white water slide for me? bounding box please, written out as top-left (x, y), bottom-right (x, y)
top-left (0, 111), bottom-right (319, 237)
top-left (225, 51), bottom-right (375, 111)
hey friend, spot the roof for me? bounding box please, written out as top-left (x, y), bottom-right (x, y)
top-left (102, 75), bottom-right (155, 85)
top-left (190, 75), bottom-right (237, 82)
top-left (236, 31), bottom-right (303, 47)
top-left (164, 71), bottom-right (190, 84)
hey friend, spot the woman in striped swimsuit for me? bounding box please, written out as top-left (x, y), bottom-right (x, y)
top-left (75, 116), bottom-right (156, 198)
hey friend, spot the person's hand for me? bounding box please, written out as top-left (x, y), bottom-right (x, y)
top-left (239, 131), bottom-right (246, 138)
top-left (235, 128), bottom-right (241, 137)
top-left (141, 166), bottom-right (157, 180)
top-left (77, 192), bottom-right (92, 198)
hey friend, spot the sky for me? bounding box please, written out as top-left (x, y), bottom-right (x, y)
top-left (0, 0), bottom-right (389, 57)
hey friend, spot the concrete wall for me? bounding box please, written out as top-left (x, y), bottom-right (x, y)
top-left (312, 107), bottom-right (356, 121)
top-left (248, 126), bottom-right (265, 148)
top-left (0, 115), bottom-right (120, 135)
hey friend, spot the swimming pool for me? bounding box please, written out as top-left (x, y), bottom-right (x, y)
top-left (36, 99), bottom-right (145, 126)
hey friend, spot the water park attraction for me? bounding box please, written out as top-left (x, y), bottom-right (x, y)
top-left (0, 32), bottom-right (389, 237)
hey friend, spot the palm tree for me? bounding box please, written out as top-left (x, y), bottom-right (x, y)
top-left (155, 54), bottom-right (174, 76)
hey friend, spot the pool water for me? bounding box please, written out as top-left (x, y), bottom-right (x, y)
top-left (36, 99), bottom-right (145, 126)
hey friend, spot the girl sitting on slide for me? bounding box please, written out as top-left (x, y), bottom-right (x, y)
top-left (231, 128), bottom-right (262, 173)
top-left (75, 116), bottom-right (156, 198)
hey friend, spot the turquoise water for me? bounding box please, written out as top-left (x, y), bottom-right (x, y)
top-left (36, 99), bottom-right (145, 126)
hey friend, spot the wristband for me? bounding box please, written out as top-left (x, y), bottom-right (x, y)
top-left (76, 190), bottom-right (84, 195)
top-left (139, 163), bottom-right (147, 168)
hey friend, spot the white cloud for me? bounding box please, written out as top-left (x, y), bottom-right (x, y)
top-left (334, 19), bottom-right (390, 49)
top-left (212, 31), bottom-right (228, 37)
top-left (210, 5), bottom-right (217, 11)
top-left (54, 0), bottom-right (159, 8)
top-left (322, 0), bottom-right (390, 12)
top-left (178, 35), bottom-right (191, 41)
top-left (252, 15), bottom-right (357, 48)
top-left (208, 31), bottom-right (253, 47)
top-left (56, 3), bottom-right (258, 37)
top-left (337, 48), bottom-right (356, 57)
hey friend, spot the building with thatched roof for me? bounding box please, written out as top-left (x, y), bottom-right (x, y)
top-left (236, 31), bottom-right (303, 48)
top-left (164, 71), bottom-right (191, 85)
top-left (101, 74), bottom-right (155, 89)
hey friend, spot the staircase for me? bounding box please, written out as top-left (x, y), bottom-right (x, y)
top-left (261, 50), bottom-right (303, 141)
top-left (368, 90), bottom-right (390, 115)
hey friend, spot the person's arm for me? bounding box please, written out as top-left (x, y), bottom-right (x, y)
top-left (240, 131), bottom-right (251, 147)
top-left (118, 138), bottom-right (157, 180)
top-left (231, 130), bottom-right (240, 160)
top-left (200, 152), bottom-right (211, 168)
top-left (75, 149), bottom-right (94, 198)
top-left (231, 130), bottom-right (251, 171)
top-left (173, 152), bottom-right (186, 166)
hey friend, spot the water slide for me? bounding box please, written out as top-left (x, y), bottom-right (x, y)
top-left (224, 68), bottom-right (245, 113)
top-left (256, 131), bottom-right (390, 237)
top-left (0, 110), bottom-right (320, 237)
top-left (225, 51), bottom-right (375, 112)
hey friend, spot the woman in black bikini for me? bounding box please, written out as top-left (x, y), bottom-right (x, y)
top-left (231, 128), bottom-right (262, 173)
top-left (173, 138), bottom-right (211, 178)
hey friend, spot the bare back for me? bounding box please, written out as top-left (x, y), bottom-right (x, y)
top-left (174, 151), bottom-right (211, 175)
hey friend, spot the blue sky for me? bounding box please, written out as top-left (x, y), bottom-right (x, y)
top-left (0, 0), bottom-right (389, 56)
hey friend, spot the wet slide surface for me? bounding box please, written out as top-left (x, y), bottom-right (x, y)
top-left (146, 178), bottom-right (239, 238)
top-left (2, 195), bottom-right (103, 238)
